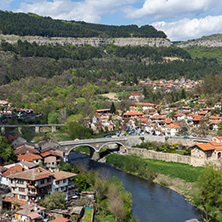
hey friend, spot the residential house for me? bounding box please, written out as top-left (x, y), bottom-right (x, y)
top-left (165, 124), bottom-right (181, 136)
top-left (37, 139), bottom-right (60, 152)
top-left (4, 167), bottom-right (54, 208)
top-left (122, 111), bottom-right (144, 118)
top-left (212, 136), bottom-right (222, 143)
top-left (51, 170), bottom-right (77, 200)
top-left (0, 161), bottom-right (37, 186)
top-left (129, 94), bottom-right (144, 101)
top-left (15, 146), bottom-right (40, 156)
top-left (41, 151), bottom-right (62, 169)
top-left (208, 120), bottom-right (220, 131)
top-left (14, 202), bottom-right (45, 222)
top-left (191, 142), bottom-right (222, 163)
top-left (17, 153), bottom-right (43, 164)
top-left (174, 114), bottom-right (185, 121)
top-left (214, 102), bottom-right (222, 109)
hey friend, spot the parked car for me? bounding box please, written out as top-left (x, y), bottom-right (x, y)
top-left (183, 136), bottom-right (189, 139)
top-left (104, 134), bottom-right (112, 138)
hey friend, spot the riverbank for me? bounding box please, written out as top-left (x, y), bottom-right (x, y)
top-left (73, 149), bottom-right (201, 204)
top-left (105, 154), bottom-right (202, 205)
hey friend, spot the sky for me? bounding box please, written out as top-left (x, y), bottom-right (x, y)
top-left (1, 0), bottom-right (222, 41)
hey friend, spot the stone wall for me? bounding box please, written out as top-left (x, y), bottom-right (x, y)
top-left (121, 147), bottom-right (192, 165)
top-left (0, 34), bottom-right (172, 47)
top-left (120, 146), bottom-right (211, 167)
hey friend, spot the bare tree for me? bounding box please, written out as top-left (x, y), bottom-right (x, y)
top-left (107, 186), bottom-right (125, 222)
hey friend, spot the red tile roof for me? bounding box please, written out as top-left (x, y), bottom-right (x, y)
top-left (3, 196), bottom-right (26, 206)
top-left (7, 167), bottom-right (53, 181)
top-left (1, 165), bottom-right (26, 177)
top-left (50, 217), bottom-right (70, 222)
top-left (52, 170), bottom-right (77, 181)
top-left (166, 123), bottom-right (181, 129)
top-left (17, 153), bottom-right (42, 162)
top-left (196, 142), bottom-right (222, 151)
top-left (122, 111), bottom-right (144, 116)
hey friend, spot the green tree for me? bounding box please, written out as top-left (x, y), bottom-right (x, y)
top-left (81, 83), bottom-right (99, 100)
top-left (75, 173), bottom-right (90, 191)
top-left (180, 88), bottom-right (186, 99)
top-left (48, 111), bottom-right (59, 124)
top-left (0, 135), bottom-right (17, 164)
top-left (110, 102), bottom-right (116, 114)
top-left (198, 163), bottom-right (222, 207)
top-left (40, 192), bottom-right (66, 210)
top-left (65, 121), bottom-right (93, 139)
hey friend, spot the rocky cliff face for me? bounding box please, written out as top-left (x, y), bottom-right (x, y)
top-left (0, 34), bottom-right (172, 47)
top-left (177, 34), bottom-right (222, 47)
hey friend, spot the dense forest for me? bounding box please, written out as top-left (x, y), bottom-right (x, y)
top-left (0, 10), bottom-right (166, 38)
top-left (0, 40), bottom-right (220, 86)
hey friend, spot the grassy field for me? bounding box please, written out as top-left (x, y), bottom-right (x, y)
top-left (94, 213), bottom-right (116, 222)
top-left (145, 159), bottom-right (203, 182)
top-left (81, 209), bottom-right (92, 222)
top-left (106, 154), bottom-right (203, 183)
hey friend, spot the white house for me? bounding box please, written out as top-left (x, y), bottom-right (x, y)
top-left (165, 124), bottom-right (181, 136)
top-left (51, 170), bottom-right (77, 200)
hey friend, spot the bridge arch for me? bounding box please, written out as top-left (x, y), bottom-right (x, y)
top-left (98, 141), bottom-right (125, 152)
top-left (67, 144), bottom-right (97, 157)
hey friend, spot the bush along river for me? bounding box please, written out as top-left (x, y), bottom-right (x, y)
top-left (69, 151), bottom-right (203, 222)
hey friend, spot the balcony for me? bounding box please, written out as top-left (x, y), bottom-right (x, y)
top-left (27, 191), bottom-right (38, 197)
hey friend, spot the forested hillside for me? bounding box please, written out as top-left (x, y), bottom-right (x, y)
top-left (0, 10), bottom-right (166, 38)
top-left (0, 40), bottom-right (220, 86)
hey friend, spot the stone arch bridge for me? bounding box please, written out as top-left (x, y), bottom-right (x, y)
top-left (58, 137), bottom-right (128, 161)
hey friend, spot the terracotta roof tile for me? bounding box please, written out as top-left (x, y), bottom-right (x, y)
top-left (52, 170), bottom-right (77, 181)
top-left (7, 167), bottom-right (53, 181)
top-left (166, 123), bottom-right (181, 129)
top-left (1, 165), bottom-right (26, 177)
top-left (17, 153), bottom-right (42, 162)
top-left (50, 217), bottom-right (70, 222)
top-left (3, 196), bottom-right (26, 206)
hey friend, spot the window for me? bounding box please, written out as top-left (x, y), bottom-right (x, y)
top-left (17, 180), bottom-right (24, 184)
top-left (19, 195), bottom-right (26, 200)
top-left (63, 179), bottom-right (66, 183)
top-left (19, 188), bottom-right (25, 192)
top-left (40, 179), bottom-right (44, 184)
top-left (56, 181), bottom-right (60, 185)
top-left (47, 178), bottom-right (51, 182)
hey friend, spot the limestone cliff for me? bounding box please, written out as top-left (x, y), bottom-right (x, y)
top-left (177, 34), bottom-right (222, 47)
top-left (0, 34), bottom-right (172, 47)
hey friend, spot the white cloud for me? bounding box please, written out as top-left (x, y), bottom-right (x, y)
top-left (152, 15), bottom-right (222, 41)
top-left (124, 0), bottom-right (220, 19)
top-left (0, 0), bottom-right (14, 9)
top-left (17, 0), bottom-right (136, 23)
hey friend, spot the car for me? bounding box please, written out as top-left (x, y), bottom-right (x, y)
top-left (104, 134), bottom-right (112, 138)
top-left (183, 136), bottom-right (189, 139)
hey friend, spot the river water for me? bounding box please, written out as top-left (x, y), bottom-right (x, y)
top-left (69, 151), bottom-right (202, 222)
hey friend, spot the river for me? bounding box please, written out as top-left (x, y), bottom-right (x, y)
top-left (69, 151), bottom-right (203, 222)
